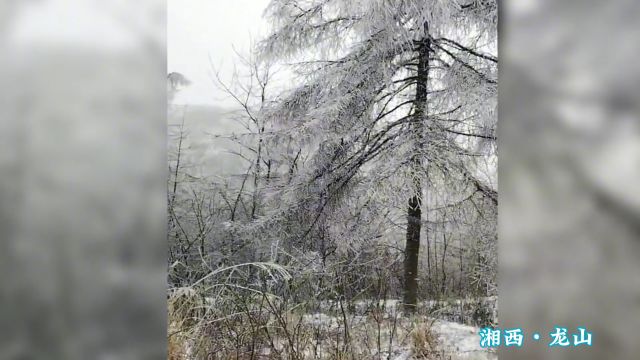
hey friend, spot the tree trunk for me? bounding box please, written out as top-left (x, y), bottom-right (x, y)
top-left (403, 21), bottom-right (430, 312)
top-left (403, 192), bottom-right (422, 311)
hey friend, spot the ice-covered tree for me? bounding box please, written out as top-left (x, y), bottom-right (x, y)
top-left (257, 0), bottom-right (497, 310)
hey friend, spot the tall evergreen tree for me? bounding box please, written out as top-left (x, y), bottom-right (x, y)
top-left (258, 0), bottom-right (497, 310)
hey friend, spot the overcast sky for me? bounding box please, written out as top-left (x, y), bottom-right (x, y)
top-left (168, 0), bottom-right (271, 107)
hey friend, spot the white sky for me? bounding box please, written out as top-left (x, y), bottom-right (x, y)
top-left (168, 0), bottom-right (271, 106)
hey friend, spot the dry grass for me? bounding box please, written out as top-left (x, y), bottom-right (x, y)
top-left (166, 284), bottom-right (461, 359)
top-left (410, 320), bottom-right (441, 359)
top-left (167, 287), bottom-right (207, 360)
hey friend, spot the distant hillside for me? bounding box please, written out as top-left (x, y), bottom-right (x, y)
top-left (168, 104), bottom-right (247, 179)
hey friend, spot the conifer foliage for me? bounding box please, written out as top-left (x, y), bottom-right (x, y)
top-left (257, 0), bottom-right (497, 308)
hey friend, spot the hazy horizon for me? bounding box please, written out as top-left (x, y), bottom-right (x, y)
top-left (168, 0), bottom-right (270, 107)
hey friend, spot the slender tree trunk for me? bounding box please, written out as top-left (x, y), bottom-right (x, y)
top-left (403, 22), bottom-right (430, 312)
top-left (441, 222), bottom-right (449, 296)
top-left (251, 125), bottom-right (264, 220)
top-left (426, 190), bottom-right (432, 292)
top-left (459, 229), bottom-right (464, 294)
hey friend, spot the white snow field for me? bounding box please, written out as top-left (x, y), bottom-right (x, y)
top-left (430, 320), bottom-right (497, 360)
top-left (296, 312), bottom-right (496, 359)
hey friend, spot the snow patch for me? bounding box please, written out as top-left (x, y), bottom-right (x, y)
top-left (433, 320), bottom-right (497, 360)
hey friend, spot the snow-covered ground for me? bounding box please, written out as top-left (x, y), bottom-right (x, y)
top-left (317, 297), bottom-right (498, 327)
top-left (431, 320), bottom-right (497, 360)
top-left (298, 310), bottom-right (497, 360)
top-left (171, 295), bottom-right (498, 359)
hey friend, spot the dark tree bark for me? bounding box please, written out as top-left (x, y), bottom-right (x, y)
top-left (403, 21), bottom-right (430, 312)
